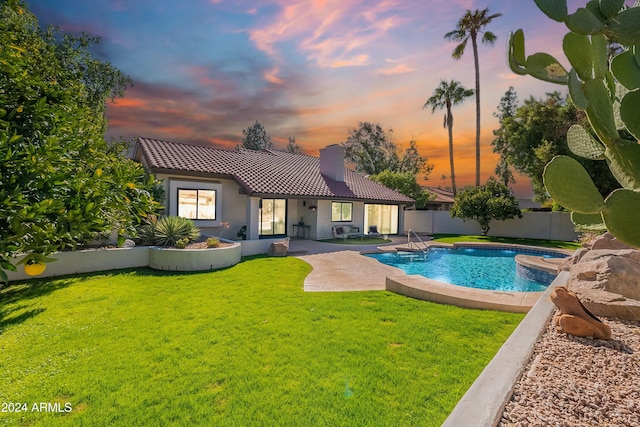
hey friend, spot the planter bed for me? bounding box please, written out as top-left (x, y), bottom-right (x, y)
top-left (5, 240), bottom-right (241, 281)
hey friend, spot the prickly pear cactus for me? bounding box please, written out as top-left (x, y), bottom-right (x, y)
top-left (508, 0), bottom-right (640, 248)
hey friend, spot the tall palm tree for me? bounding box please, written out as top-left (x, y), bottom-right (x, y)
top-left (445, 8), bottom-right (502, 186)
top-left (423, 80), bottom-right (474, 196)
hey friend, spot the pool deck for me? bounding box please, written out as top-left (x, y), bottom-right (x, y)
top-left (289, 239), bottom-right (572, 313)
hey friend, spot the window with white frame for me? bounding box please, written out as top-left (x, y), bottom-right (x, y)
top-left (331, 201), bottom-right (352, 222)
top-left (177, 189), bottom-right (216, 220)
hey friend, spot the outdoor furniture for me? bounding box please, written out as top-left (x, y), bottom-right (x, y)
top-left (368, 226), bottom-right (381, 237)
top-left (292, 224), bottom-right (310, 239)
top-left (332, 225), bottom-right (365, 240)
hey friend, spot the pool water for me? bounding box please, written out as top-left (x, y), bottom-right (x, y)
top-left (365, 247), bottom-right (566, 292)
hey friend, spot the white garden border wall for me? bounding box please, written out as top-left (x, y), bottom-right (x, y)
top-left (404, 211), bottom-right (578, 241)
top-left (6, 241), bottom-right (243, 282)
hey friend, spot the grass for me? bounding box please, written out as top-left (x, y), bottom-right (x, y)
top-left (0, 257), bottom-right (524, 426)
top-left (318, 237), bottom-right (391, 245)
top-left (430, 234), bottom-right (582, 250)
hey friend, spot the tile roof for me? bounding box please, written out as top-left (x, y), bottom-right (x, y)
top-left (425, 186), bottom-right (455, 203)
top-left (136, 137), bottom-right (415, 204)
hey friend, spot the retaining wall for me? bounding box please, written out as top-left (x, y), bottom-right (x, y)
top-left (5, 237), bottom-right (278, 282)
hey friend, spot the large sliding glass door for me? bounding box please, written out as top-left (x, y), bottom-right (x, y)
top-left (259, 199), bottom-right (287, 237)
top-left (364, 204), bottom-right (398, 235)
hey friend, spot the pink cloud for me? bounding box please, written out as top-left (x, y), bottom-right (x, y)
top-left (249, 0), bottom-right (403, 69)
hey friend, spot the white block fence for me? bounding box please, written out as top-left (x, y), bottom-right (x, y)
top-left (404, 211), bottom-right (578, 241)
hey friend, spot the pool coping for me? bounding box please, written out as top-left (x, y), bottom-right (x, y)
top-left (385, 275), bottom-right (542, 314)
top-left (441, 271), bottom-right (567, 427)
top-left (372, 243), bottom-right (572, 313)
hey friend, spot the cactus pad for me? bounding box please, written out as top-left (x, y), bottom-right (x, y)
top-left (543, 156), bottom-right (605, 213)
top-left (566, 8), bottom-right (606, 35)
top-left (611, 49), bottom-right (640, 90)
top-left (571, 211), bottom-right (606, 231)
top-left (602, 189), bottom-right (640, 247)
top-left (567, 125), bottom-right (605, 159)
top-left (620, 89), bottom-right (640, 139)
top-left (598, 0), bottom-right (625, 19)
top-left (605, 141), bottom-right (640, 191)
top-left (605, 7), bottom-right (640, 45)
top-left (533, 0), bottom-right (568, 22)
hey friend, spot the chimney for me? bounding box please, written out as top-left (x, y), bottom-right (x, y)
top-left (319, 144), bottom-right (345, 182)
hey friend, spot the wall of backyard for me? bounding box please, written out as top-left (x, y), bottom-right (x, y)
top-left (404, 211), bottom-right (578, 241)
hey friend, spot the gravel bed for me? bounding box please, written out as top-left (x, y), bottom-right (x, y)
top-left (500, 314), bottom-right (640, 427)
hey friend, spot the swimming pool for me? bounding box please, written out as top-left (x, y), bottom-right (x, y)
top-left (365, 246), bottom-right (567, 292)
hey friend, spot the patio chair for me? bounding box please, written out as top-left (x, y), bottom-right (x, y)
top-left (368, 226), bottom-right (381, 237)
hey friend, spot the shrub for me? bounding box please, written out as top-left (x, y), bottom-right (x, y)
top-left (206, 237), bottom-right (220, 248)
top-left (237, 225), bottom-right (247, 240)
top-left (175, 238), bottom-right (188, 249)
top-left (139, 216), bottom-right (200, 247)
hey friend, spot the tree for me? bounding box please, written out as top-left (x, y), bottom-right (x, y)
top-left (492, 87), bottom-right (518, 186)
top-left (422, 80), bottom-right (474, 195)
top-left (491, 92), bottom-right (619, 201)
top-left (240, 120), bottom-right (272, 150)
top-left (445, 7), bottom-right (502, 186)
top-left (286, 136), bottom-right (300, 153)
top-left (370, 171), bottom-right (434, 209)
top-left (450, 177), bottom-right (522, 236)
top-left (0, 0), bottom-right (162, 280)
top-left (398, 139), bottom-right (434, 179)
top-left (343, 122), bottom-right (433, 178)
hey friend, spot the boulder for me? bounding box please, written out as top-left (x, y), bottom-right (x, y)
top-left (564, 247), bottom-right (640, 321)
top-left (585, 232), bottom-right (634, 250)
top-left (268, 237), bottom-right (290, 257)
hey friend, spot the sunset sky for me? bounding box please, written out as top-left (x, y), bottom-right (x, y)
top-left (29, 0), bottom-right (597, 197)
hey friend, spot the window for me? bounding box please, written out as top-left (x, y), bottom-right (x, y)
top-left (259, 199), bottom-right (287, 236)
top-left (331, 201), bottom-right (352, 222)
top-left (177, 189), bottom-right (216, 220)
top-left (364, 204), bottom-right (398, 234)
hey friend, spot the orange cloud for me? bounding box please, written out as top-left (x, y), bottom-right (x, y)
top-left (375, 63), bottom-right (416, 75)
top-left (264, 67), bottom-right (284, 85)
top-left (110, 97), bottom-right (145, 107)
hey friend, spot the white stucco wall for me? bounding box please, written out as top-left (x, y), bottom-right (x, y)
top-left (157, 174), bottom-right (247, 240)
top-left (6, 247), bottom-right (150, 282)
top-left (404, 211), bottom-right (578, 241)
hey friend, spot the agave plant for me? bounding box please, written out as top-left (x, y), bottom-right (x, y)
top-left (139, 216), bottom-right (200, 247)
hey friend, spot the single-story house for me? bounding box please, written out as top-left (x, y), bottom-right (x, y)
top-left (134, 137), bottom-right (415, 241)
top-left (423, 186), bottom-right (454, 211)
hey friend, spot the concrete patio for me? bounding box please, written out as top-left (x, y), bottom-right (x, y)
top-left (288, 237), bottom-right (406, 292)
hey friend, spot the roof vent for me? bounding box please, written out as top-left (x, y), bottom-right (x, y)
top-left (319, 144), bottom-right (345, 182)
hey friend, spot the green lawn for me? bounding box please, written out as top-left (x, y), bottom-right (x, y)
top-left (1, 257), bottom-right (523, 426)
top-left (430, 234), bottom-right (582, 250)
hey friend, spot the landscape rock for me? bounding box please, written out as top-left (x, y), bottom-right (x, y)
top-left (563, 245), bottom-right (640, 321)
top-left (268, 237), bottom-right (290, 257)
top-left (550, 286), bottom-right (611, 339)
top-left (584, 232), bottom-right (634, 251)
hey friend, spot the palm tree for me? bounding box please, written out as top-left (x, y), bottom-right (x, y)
top-left (423, 80), bottom-right (474, 196)
top-left (445, 8), bottom-right (502, 186)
